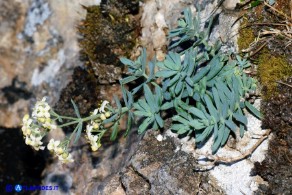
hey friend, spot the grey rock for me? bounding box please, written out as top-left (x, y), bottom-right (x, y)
top-left (95, 131), bottom-right (224, 195)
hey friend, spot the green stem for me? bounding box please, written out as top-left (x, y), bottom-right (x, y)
top-left (59, 115), bottom-right (79, 120)
top-left (114, 107), bottom-right (129, 114)
top-left (59, 120), bottom-right (80, 128)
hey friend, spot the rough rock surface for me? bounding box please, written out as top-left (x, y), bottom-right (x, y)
top-left (89, 131), bottom-right (224, 195)
top-left (0, 0), bottom-right (101, 128)
top-left (41, 127), bottom-right (142, 195)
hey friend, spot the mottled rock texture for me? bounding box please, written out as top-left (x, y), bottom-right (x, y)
top-left (0, 0), bottom-right (100, 128)
top-left (89, 131), bottom-right (223, 195)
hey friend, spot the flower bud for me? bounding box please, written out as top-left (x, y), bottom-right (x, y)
top-left (93, 123), bottom-right (99, 129)
top-left (26, 128), bottom-right (31, 135)
top-left (23, 114), bottom-right (30, 122)
top-left (105, 112), bottom-right (111, 118)
top-left (100, 114), bottom-right (106, 120)
top-left (38, 117), bottom-right (45, 123)
top-left (25, 139), bottom-right (31, 145)
top-left (91, 145), bottom-right (98, 151)
top-left (56, 147), bottom-right (64, 155)
top-left (62, 152), bottom-right (69, 159)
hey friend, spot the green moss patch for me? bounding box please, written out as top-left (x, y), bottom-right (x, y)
top-left (258, 49), bottom-right (292, 99)
top-left (237, 18), bottom-right (255, 52)
top-left (78, 1), bottom-right (140, 73)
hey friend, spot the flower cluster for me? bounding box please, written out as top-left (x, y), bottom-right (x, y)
top-left (21, 98), bottom-right (114, 163)
top-left (47, 139), bottom-right (74, 163)
top-left (22, 114), bottom-right (45, 151)
top-left (32, 97), bottom-right (56, 130)
top-left (86, 100), bottom-right (111, 151)
top-left (21, 97), bottom-right (57, 151)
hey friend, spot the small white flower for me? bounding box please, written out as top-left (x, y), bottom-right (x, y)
top-left (47, 139), bottom-right (60, 151)
top-left (93, 109), bottom-right (99, 115)
top-left (32, 97), bottom-right (51, 120)
top-left (22, 127), bottom-right (32, 136)
top-left (86, 124), bottom-right (93, 132)
top-left (99, 100), bottom-right (109, 113)
top-left (42, 121), bottom-right (57, 130)
top-left (55, 147), bottom-right (64, 155)
top-left (22, 115), bottom-right (33, 136)
top-left (26, 134), bottom-right (45, 151)
top-left (89, 135), bottom-right (100, 151)
top-left (92, 122), bottom-right (99, 129)
top-left (105, 112), bottom-right (111, 118)
top-left (91, 142), bottom-right (101, 151)
top-left (100, 114), bottom-right (106, 120)
top-left (58, 153), bottom-right (74, 164)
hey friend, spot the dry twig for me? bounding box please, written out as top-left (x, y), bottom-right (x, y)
top-left (196, 129), bottom-right (271, 171)
top-left (276, 81), bottom-right (292, 88)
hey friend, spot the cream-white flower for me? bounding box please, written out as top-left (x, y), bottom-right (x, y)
top-left (100, 114), bottom-right (106, 120)
top-left (47, 139), bottom-right (60, 151)
top-left (99, 100), bottom-right (109, 113)
top-left (22, 115), bottom-right (33, 136)
top-left (58, 153), bottom-right (74, 164)
top-left (91, 142), bottom-right (101, 151)
top-left (42, 121), bottom-right (57, 130)
top-left (55, 147), bottom-right (64, 155)
top-left (92, 122), bottom-right (99, 129)
top-left (32, 97), bottom-right (51, 120)
top-left (25, 134), bottom-right (45, 151)
top-left (89, 135), bottom-right (100, 151)
top-left (105, 112), bottom-right (111, 118)
top-left (93, 109), bottom-right (98, 115)
top-left (86, 125), bottom-right (93, 138)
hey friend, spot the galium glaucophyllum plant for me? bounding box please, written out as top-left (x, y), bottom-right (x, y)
top-left (21, 8), bottom-right (262, 163)
top-left (118, 8), bottom-right (262, 153)
top-left (21, 97), bottom-right (118, 163)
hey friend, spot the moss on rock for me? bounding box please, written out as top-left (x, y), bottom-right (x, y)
top-left (237, 18), bottom-right (255, 52)
top-left (257, 49), bottom-right (292, 99)
top-left (77, 1), bottom-right (141, 83)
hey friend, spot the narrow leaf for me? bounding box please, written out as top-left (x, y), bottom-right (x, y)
top-left (189, 107), bottom-right (206, 119)
top-left (212, 124), bottom-right (224, 153)
top-left (138, 117), bottom-right (152, 134)
top-left (120, 57), bottom-right (134, 66)
top-left (155, 70), bottom-right (177, 78)
top-left (245, 101), bottom-right (263, 119)
top-left (193, 65), bottom-right (210, 83)
top-left (161, 101), bottom-right (174, 110)
top-left (221, 127), bottom-right (230, 146)
top-left (196, 126), bottom-right (213, 143)
top-left (225, 119), bottom-right (237, 133)
top-left (74, 122), bottom-right (83, 144)
top-left (110, 122), bottom-right (119, 141)
top-left (120, 75), bottom-right (137, 85)
top-left (233, 111), bottom-right (247, 125)
top-left (71, 99), bottom-right (81, 118)
top-left (124, 112), bottom-right (133, 137)
top-left (155, 113), bottom-right (164, 128)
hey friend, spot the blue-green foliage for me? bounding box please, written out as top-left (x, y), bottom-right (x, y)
top-left (119, 8), bottom-right (262, 153)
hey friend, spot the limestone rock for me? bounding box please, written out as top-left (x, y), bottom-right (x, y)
top-left (95, 131), bottom-right (224, 195)
top-left (0, 0), bottom-right (101, 128)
